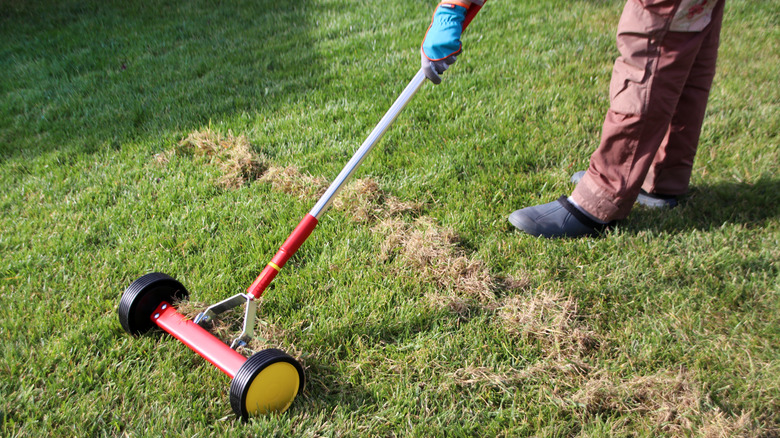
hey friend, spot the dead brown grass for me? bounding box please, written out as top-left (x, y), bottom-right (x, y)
top-left (450, 361), bottom-right (763, 436)
top-left (255, 166), bottom-right (421, 223)
top-left (497, 290), bottom-right (600, 357)
top-left (152, 152), bottom-right (769, 436)
top-left (331, 178), bottom-right (383, 222)
top-left (331, 178), bottom-right (422, 223)
top-left (170, 128), bottom-right (266, 188)
top-left (382, 195), bottom-right (423, 218)
top-left (374, 217), bottom-right (498, 310)
top-left (258, 165), bottom-right (328, 200)
top-left (448, 360), bottom-right (590, 389)
top-left (571, 368), bottom-right (758, 436)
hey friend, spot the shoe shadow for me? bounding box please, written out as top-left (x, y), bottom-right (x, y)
top-left (626, 177), bottom-right (780, 233)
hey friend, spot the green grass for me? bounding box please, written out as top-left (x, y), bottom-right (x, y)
top-left (1, 0), bottom-right (778, 436)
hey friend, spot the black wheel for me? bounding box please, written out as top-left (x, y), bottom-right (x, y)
top-left (230, 348), bottom-right (305, 420)
top-left (118, 272), bottom-right (189, 335)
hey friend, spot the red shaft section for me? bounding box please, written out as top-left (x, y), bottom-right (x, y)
top-left (462, 3), bottom-right (482, 31)
top-left (247, 214), bottom-right (319, 298)
top-left (152, 302), bottom-right (247, 378)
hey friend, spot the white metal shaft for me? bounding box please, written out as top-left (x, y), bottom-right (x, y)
top-left (309, 68), bottom-right (428, 219)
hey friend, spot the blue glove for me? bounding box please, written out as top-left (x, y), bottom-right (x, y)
top-left (421, 3), bottom-right (468, 84)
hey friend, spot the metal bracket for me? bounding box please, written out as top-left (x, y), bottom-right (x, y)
top-left (230, 299), bottom-right (257, 350)
top-left (193, 293), bottom-right (258, 350)
top-left (193, 293), bottom-right (248, 326)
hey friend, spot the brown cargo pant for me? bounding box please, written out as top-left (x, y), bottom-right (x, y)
top-left (571, 0), bottom-right (725, 222)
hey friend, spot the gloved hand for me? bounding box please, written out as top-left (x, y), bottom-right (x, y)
top-left (421, 2), bottom-right (469, 84)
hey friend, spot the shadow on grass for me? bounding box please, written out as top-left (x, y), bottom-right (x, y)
top-left (626, 177), bottom-right (780, 234)
top-left (301, 359), bottom-right (380, 415)
top-left (0, 0), bottom-right (320, 161)
top-left (299, 307), bottom-right (464, 408)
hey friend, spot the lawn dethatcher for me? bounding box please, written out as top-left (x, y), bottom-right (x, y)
top-left (118, 4), bottom-right (483, 420)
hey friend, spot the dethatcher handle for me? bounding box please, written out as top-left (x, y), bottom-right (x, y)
top-left (246, 2), bottom-right (485, 299)
top-left (307, 1), bottom-right (486, 221)
top-left (247, 67), bottom-right (427, 299)
top-left (462, 2), bottom-right (484, 31)
top-left (247, 214), bottom-right (318, 298)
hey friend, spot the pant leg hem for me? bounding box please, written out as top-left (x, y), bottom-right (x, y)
top-left (571, 172), bottom-right (624, 222)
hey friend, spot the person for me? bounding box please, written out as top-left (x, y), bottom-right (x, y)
top-left (420, 0), bottom-right (725, 238)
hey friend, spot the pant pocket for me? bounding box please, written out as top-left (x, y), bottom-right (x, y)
top-left (608, 0), bottom-right (672, 115)
top-left (610, 57), bottom-right (648, 115)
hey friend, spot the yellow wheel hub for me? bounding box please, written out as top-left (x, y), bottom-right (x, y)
top-left (244, 361), bottom-right (301, 415)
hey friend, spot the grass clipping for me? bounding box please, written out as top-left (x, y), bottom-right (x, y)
top-left (571, 368), bottom-right (756, 436)
top-left (160, 128), bottom-right (266, 188)
top-left (259, 165), bottom-right (328, 200)
top-left (259, 165), bottom-right (421, 222)
top-left (159, 130), bottom-right (422, 221)
top-left (374, 217), bottom-right (498, 314)
top-left (498, 289), bottom-right (599, 357)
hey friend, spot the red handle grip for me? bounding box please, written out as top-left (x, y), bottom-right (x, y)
top-left (462, 2), bottom-right (483, 31)
top-left (247, 214), bottom-right (319, 298)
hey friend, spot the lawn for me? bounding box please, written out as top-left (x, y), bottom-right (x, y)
top-left (1, 0), bottom-right (778, 436)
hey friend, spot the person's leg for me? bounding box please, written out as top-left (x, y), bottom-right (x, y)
top-left (571, 0), bottom-right (724, 222)
top-left (509, 1), bottom-right (727, 237)
top-left (642, 0), bottom-right (724, 196)
top-left (511, 0), bottom-right (683, 237)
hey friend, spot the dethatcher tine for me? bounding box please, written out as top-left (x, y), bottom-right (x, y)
top-left (118, 4), bottom-right (483, 420)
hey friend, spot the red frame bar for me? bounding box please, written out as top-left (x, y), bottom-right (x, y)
top-left (152, 302), bottom-right (247, 378)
